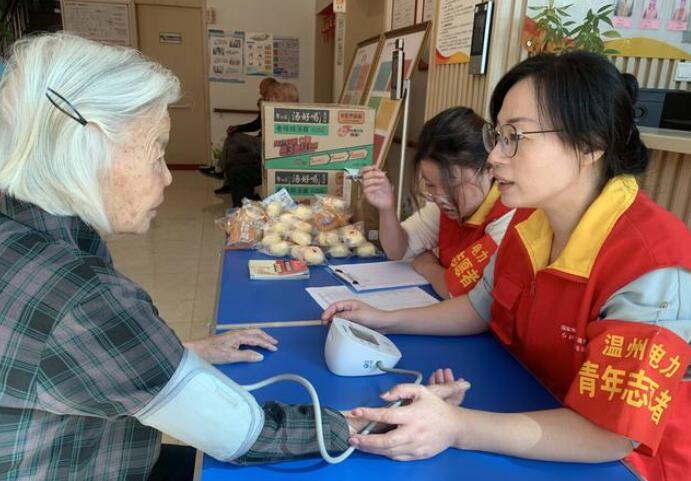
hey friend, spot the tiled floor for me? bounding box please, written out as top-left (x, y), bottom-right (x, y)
top-left (107, 171), bottom-right (228, 343)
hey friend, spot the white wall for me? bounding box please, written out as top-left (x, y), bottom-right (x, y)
top-left (206, 0), bottom-right (316, 151)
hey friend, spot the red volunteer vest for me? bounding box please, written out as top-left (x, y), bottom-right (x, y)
top-left (489, 177), bottom-right (691, 481)
top-left (438, 183), bottom-right (511, 297)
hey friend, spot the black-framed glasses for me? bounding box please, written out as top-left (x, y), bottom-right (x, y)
top-left (45, 88), bottom-right (89, 126)
top-left (482, 122), bottom-right (561, 158)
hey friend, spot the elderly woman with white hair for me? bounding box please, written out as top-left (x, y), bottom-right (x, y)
top-left (0, 33), bottom-right (363, 481)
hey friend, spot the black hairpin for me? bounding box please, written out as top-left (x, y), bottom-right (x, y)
top-left (45, 88), bottom-right (88, 126)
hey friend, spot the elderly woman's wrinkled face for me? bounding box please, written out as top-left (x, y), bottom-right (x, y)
top-left (103, 110), bottom-right (172, 234)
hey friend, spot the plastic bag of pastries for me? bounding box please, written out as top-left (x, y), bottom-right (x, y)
top-left (311, 195), bottom-right (352, 232)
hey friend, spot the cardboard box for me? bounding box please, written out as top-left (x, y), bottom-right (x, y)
top-left (262, 102), bottom-right (375, 171)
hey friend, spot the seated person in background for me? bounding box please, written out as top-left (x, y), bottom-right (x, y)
top-left (361, 107), bottom-right (514, 299)
top-left (0, 33), bottom-right (401, 481)
top-left (219, 81), bottom-right (299, 205)
top-left (324, 51), bottom-right (690, 481)
top-left (200, 77), bottom-right (277, 179)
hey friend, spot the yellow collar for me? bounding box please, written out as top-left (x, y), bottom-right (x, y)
top-left (514, 176), bottom-right (639, 278)
top-left (465, 182), bottom-right (501, 226)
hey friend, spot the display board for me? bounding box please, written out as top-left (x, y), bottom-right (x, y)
top-left (363, 22), bottom-right (430, 167)
top-left (339, 35), bottom-right (383, 105)
top-left (61, 0), bottom-right (134, 47)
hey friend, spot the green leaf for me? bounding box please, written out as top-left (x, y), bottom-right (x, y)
top-left (597, 4), bottom-right (611, 13)
top-left (600, 16), bottom-right (614, 27)
top-left (604, 48), bottom-right (619, 55)
top-left (602, 30), bottom-right (621, 38)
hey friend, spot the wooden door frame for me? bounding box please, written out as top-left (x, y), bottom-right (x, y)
top-left (134, 0), bottom-right (211, 167)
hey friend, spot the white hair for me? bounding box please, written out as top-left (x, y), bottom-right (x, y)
top-left (0, 32), bottom-right (181, 233)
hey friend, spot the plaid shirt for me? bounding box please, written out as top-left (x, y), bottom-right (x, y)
top-left (0, 195), bottom-right (349, 478)
top-left (0, 195), bottom-right (184, 481)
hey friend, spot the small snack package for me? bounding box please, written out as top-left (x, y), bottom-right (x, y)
top-left (316, 230), bottom-right (341, 247)
top-left (261, 189), bottom-right (296, 218)
top-left (339, 222), bottom-right (367, 248)
top-left (260, 239), bottom-right (293, 257)
top-left (327, 243), bottom-right (351, 258)
top-left (355, 241), bottom-right (378, 258)
top-left (216, 209), bottom-right (264, 250)
top-left (311, 195), bottom-right (351, 232)
top-left (291, 245), bottom-right (326, 265)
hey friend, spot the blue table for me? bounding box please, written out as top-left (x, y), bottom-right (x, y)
top-left (214, 250), bottom-right (405, 324)
top-left (202, 250), bottom-right (638, 481)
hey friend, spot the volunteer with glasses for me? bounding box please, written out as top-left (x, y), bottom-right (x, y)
top-left (360, 107), bottom-right (514, 298)
top-left (324, 51), bottom-right (690, 481)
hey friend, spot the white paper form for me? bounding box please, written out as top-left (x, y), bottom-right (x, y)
top-left (306, 286), bottom-right (439, 311)
top-left (328, 260), bottom-right (429, 292)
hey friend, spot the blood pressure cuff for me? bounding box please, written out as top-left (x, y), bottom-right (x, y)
top-left (135, 349), bottom-right (264, 462)
top-left (564, 320), bottom-right (691, 455)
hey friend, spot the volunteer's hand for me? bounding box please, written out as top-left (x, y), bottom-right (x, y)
top-left (427, 368), bottom-right (471, 406)
top-left (226, 125), bottom-right (238, 136)
top-left (361, 166), bottom-right (395, 212)
top-left (321, 300), bottom-right (395, 333)
top-left (184, 329), bottom-right (278, 364)
top-left (348, 384), bottom-right (464, 461)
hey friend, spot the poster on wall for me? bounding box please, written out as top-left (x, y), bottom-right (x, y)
top-left (62, 1), bottom-right (131, 46)
top-left (524, 0), bottom-right (691, 60)
top-left (668, 0), bottom-right (689, 30)
top-left (639, 0), bottom-right (662, 29)
top-left (245, 32), bottom-right (274, 76)
top-left (392, 0), bottom-right (417, 29)
top-left (339, 35), bottom-right (383, 105)
top-left (273, 36), bottom-right (300, 78)
top-left (434, 0), bottom-right (475, 64)
top-left (613, 0), bottom-right (637, 28)
top-left (208, 30), bottom-right (245, 83)
top-left (364, 23), bottom-right (430, 167)
top-left (423, 0), bottom-right (435, 22)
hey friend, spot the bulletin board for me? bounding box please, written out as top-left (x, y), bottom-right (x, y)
top-left (61, 0), bottom-right (137, 47)
top-left (363, 22), bottom-right (430, 168)
top-left (338, 34), bottom-right (384, 105)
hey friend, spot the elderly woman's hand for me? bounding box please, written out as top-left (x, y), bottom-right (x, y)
top-left (184, 329), bottom-right (278, 364)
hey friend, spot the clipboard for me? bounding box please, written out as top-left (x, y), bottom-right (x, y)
top-left (328, 260), bottom-right (429, 292)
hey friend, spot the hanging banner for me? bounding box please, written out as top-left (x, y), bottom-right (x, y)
top-left (434, 0), bottom-right (475, 64)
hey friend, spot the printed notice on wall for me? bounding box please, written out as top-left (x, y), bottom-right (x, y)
top-left (423, 0), bottom-right (435, 22)
top-left (209, 30), bottom-right (244, 83)
top-left (273, 36), bottom-right (300, 78)
top-left (62, 1), bottom-right (131, 46)
top-left (245, 32), bottom-right (274, 76)
top-left (435, 0), bottom-right (475, 64)
top-left (392, 0), bottom-right (417, 29)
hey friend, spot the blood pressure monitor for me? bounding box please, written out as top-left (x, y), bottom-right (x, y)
top-left (325, 318), bottom-right (402, 376)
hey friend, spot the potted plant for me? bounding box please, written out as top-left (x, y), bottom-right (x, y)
top-left (525, 2), bottom-right (621, 55)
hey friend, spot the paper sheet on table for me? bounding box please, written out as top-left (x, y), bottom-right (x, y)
top-left (328, 260), bottom-right (429, 291)
top-left (306, 286), bottom-right (439, 311)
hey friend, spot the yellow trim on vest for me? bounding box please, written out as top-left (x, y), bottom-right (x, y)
top-left (465, 182), bottom-right (501, 226)
top-left (515, 176), bottom-right (639, 278)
